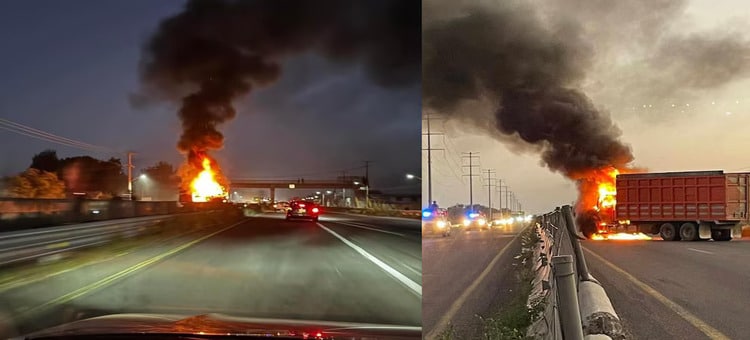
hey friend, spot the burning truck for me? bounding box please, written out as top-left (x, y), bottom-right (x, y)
top-left (178, 156), bottom-right (229, 204)
top-left (582, 170), bottom-right (746, 241)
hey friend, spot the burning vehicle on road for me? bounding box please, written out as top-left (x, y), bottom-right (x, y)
top-left (582, 169), bottom-right (745, 241)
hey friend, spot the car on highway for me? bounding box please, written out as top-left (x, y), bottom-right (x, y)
top-left (285, 200), bottom-right (321, 222)
top-left (462, 211), bottom-right (489, 231)
top-left (274, 201), bottom-right (290, 212)
top-left (422, 208), bottom-right (451, 237)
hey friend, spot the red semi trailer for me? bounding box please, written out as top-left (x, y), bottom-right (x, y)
top-left (597, 170), bottom-right (747, 241)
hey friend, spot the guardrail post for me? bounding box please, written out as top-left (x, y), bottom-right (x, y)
top-left (561, 205), bottom-right (591, 281)
top-left (552, 255), bottom-right (584, 340)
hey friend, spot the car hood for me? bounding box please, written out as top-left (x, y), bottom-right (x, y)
top-left (14, 313), bottom-right (421, 339)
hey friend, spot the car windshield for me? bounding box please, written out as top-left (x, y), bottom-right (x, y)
top-left (0, 1), bottom-right (421, 338)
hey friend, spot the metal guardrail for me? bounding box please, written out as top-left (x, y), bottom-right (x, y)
top-left (0, 214), bottom-right (176, 267)
top-left (527, 205), bottom-right (613, 340)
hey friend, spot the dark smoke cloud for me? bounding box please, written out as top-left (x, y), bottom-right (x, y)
top-left (137, 0), bottom-right (419, 175)
top-left (633, 32), bottom-right (750, 97)
top-left (423, 2), bottom-right (634, 178)
top-left (541, 0), bottom-right (750, 120)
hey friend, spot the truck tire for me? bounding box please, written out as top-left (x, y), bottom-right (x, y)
top-left (679, 222), bottom-right (698, 241)
top-left (660, 223), bottom-right (680, 241)
top-left (711, 229), bottom-right (732, 241)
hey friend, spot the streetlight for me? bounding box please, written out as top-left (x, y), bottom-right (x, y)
top-left (320, 190), bottom-right (332, 207)
top-left (406, 173), bottom-right (422, 180)
top-left (131, 174), bottom-right (147, 200)
top-left (353, 181), bottom-right (369, 208)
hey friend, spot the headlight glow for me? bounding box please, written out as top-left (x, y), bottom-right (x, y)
top-left (463, 219), bottom-right (471, 226)
top-left (437, 220), bottom-right (446, 228)
top-left (478, 218), bottom-right (486, 226)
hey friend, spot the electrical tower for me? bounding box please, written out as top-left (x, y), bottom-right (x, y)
top-left (483, 169), bottom-right (497, 220)
top-left (461, 152), bottom-right (480, 212)
top-left (423, 115), bottom-right (444, 205)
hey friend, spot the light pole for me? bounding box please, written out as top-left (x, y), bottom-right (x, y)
top-left (355, 181), bottom-right (369, 208)
top-left (131, 174), bottom-right (147, 200)
top-left (406, 173), bottom-right (422, 181)
top-left (322, 190), bottom-right (332, 207)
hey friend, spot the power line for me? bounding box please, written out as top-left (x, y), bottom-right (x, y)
top-left (0, 118), bottom-right (114, 153)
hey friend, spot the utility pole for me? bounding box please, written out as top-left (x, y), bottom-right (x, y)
top-left (127, 152), bottom-right (134, 200)
top-left (505, 185), bottom-right (513, 214)
top-left (341, 170), bottom-right (347, 207)
top-left (497, 178), bottom-right (503, 218)
top-left (462, 152), bottom-right (480, 213)
top-left (422, 115), bottom-right (443, 206)
top-left (483, 169), bottom-right (496, 221)
top-left (363, 161), bottom-right (371, 208)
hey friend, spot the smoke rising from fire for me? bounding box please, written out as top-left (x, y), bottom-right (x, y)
top-left (423, 1), bottom-right (639, 234)
top-left (136, 0), bottom-right (419, 188)
top-left (423, 2), bottom-right (635, 178)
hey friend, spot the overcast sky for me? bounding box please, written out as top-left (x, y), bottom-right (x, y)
top-left (0, 0), bottom-right (420, 197)
top-left (423, 0), bottom-right (750, 213)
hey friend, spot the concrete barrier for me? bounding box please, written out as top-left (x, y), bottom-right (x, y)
top-left (0, 198), bottom-right (197, 231)
top-left (578, 280), bottom-right (626, 339)
top-left (585, 335), bottom-right (613, 340)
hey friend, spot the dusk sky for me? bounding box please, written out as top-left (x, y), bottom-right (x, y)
top-left (424, 0), bottom-right (750, 213)
top-left (0, 0), bottom-right (420, 196)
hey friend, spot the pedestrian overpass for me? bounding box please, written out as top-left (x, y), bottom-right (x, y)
top-left (229, 178), bottom-right (365, 202)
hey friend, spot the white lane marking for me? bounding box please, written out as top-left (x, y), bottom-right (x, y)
top-left (317, 223), bottom-right (421, 296)
top-left (687, 248), bottom-right (714, 255)
top-left (333, 221), bottom-right (406, 237)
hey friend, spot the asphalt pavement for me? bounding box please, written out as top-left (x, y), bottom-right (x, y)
top-left (583, 237), bottom-right (750, 340)
top-left (422, 224), bottom-right (525, 339)
top-left (0, 212), bottom-right (422, 338)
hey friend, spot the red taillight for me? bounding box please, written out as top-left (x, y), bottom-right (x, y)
top-left (312, 207), bottom-right (319, 213)
top-left (300, 203), bottom-right (305, 208)
top-left (316, 332), bottom-right (322, 337)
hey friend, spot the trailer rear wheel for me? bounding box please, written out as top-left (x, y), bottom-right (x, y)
top-left (679, 222), bottom-right (698, 241)
top-left (711, 229), bottom-right (732, 241)
top-left (660, 223), bottom-right (680, 241)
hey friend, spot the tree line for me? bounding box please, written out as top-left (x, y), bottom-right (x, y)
top-left (2, 150), bottom-right (179, 200)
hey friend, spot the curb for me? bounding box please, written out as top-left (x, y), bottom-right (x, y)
top-left (578, 280), bottom-right (626, 339)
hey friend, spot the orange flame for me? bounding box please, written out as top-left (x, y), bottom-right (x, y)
top-left (190, 158), bottom-right (226, 202)
top-left (597, 168), bottom-right (618, 209)
top-left (591, 232), bottom-right (652, 241)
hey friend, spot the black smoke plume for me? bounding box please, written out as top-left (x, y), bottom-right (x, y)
top-left (424, 3), bottom-right (634, 178)
top-left (423, 2), bottom-right (635, 235)
top-left (137, 0), bottom-right (420, 184)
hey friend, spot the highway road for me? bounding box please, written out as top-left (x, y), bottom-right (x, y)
top-left (584, 236), bottom-right (750, 340)
top-left (0, 211), bottom-right (421, 338)
top-left (422, 224), bottom-right (525, 339)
